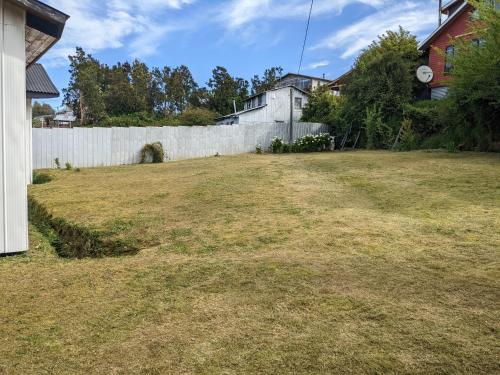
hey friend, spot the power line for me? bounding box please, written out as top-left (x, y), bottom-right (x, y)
top-left (298, 0), bottom-right (314, 74)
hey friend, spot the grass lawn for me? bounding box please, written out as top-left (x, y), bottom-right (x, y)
top-left (1, 151), bottom-right (499, 374)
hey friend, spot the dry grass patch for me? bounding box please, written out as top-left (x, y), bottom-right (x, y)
top-left (0, 151), bottom-right (499, 374)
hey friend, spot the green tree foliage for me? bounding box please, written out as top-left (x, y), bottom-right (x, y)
top-left (32, 101), bottom-right (55, 117)
top-left (342, 27), bottom-right (421, 145)
top-left (62, 48), bottom-right (267, 125)
top-left (164, 65), bottom-right (198, 113)
top-left (447, 0), bottom-right (500, 150)
top-left (301, 86), bottom-right (344, 130)
top-left (178, 107), bottom-right (217, 126)
top-left (64, 47), bottom-right (106, 124)
top-left (207, 66), bottom-right (249, 115)
top-left (105, 62), bottom-right (139, 116)
top-left (251, 67), bottom-right (283, 95)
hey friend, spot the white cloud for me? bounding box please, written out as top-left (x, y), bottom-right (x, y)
top-left (42, 0), bottom-right (196, 64)
top-left (219, 0), bottom-right (388, 30)
top-left (313, 1), bottom-right (437, 59)
top-left (307, 60), bottom-right (330, 69)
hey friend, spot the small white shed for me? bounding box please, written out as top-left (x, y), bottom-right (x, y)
top-left (0, 0), bottom-right (68, 254)
top-left (217, 86), bottom-right (309, 125)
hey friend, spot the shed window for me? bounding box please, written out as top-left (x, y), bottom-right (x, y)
top-left (294, 97), bottom-right (303, 109)
top-left (258, 94), bottom-right (266, 106)
top-left (444, 45), bottom-right (455, 74)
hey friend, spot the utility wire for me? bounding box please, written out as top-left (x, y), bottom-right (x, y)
top-left (298, 0), bottom-right (314, 74)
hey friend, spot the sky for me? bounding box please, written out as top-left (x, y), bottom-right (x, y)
top-left (39, 0), bottom-right (442, 109)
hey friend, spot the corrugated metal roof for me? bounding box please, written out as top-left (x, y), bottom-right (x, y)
top-left (26, 63), bottom-right (60, 98)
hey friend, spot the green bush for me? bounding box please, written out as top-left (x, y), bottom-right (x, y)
top-left (32, 172), bottom-right (52, 185)
top-left (140, 142), bottom-right (165, 163)
top-left (394, 119), bottom-right (421, 151)
top-left (96, 112), bottom-right (177, 127)
top-left (291, 133), bottom-right (332, 153)
top-left (403, 100), bottom-right (451, 137)
top-left (28, 196), bottom-right (138, 258)
top-left (178, 107), bottom-right (217, 126)
top-left (94, 108), bottom-right (218, 128)
top-left (269, 137), bottom-right (286, 154)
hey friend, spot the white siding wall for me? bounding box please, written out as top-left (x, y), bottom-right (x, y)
top-left (32, 122), bottom-right (330, 169)
top-left (26, 99), bottom-right (32, 184)
top-left (238, 87), bottom-right (308, 124)
top-left (0, 0), bottom-right (28, 254)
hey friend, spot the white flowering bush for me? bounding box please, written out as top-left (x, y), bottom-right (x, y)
top-left (292, 133), bottom-right (332, 153)
top-left (269, 137), bottom-right (286, 154)
top-left (269, 133), bottom-right (332, 154)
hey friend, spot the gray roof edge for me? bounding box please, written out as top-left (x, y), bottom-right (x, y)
top-left (418, 2), bottom-right (468, 51)
top-left (11, 0), bottom-right (69, 23)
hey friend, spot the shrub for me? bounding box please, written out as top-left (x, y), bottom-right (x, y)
top-left (394, 119), bottom-right (421, 151)
top-left (178, 107), bottom-right (217, 126)
top-left (32, 172), bottom-right (52, 185)
top-left (28, 196), bottom-right (138, 258)
top-left (65, 162), bottom-right (73, 171)
top-left (269, 137), bottom-right (286, 154)
top-left (255, 144), bottom-right (263, 154)
top-left (291, 133), bottom-right (332, 153)
top-left (140, 142), bottom-right (165, 163)
top-left (96, 112), bottom-right (177, 128)
top-left (54, 158), bottom-right (61, 169)
top-left (403, 100), bottom-right (450, 137)
top-left (364, 106), bottom-right (395, 149)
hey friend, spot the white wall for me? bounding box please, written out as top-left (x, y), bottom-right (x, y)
top-left (32, 122), bottom-right (330, 169)
top-left (26, 99), bottom-right (32, 184)
top-left (0, 0), bottom-right (28, 254)
top-left (238, 87), bottom-right (308, 124)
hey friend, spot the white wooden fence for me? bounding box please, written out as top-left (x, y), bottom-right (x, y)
top-left (32, 122), bottom-right (329, 169)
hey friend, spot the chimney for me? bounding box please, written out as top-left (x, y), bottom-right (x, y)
top-left (438, 0), bottom-right (442, 26)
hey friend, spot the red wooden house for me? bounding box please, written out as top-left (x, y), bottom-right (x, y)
top-left (418, 0), bottom-right (478, 99)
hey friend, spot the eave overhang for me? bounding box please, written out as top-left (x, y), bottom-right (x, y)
top-left (9, 0), bottom-right (69, 67)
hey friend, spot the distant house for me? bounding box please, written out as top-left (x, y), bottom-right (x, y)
top-left (274, 73), bottom-right (331, 92)
top-left (327, 70), bottom-right (352, 96)
top-left (53, 106), bottom-right (77, 127)
top-left (0, 0), bottom-right (68, 254)
top-left (418, 0), bottom-right (479, 99)
top-left (217, 86), bottom-right (309, 125)
top-left (27, 63), bottom-right (59, 128)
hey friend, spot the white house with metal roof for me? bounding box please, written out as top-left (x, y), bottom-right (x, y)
top-left (217, 86), bottom-right (309, 125)
top-left (0, 0), bottom-right (68, 254)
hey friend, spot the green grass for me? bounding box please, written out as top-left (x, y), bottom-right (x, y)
top-left (1, 151), bottom-right (499, 374)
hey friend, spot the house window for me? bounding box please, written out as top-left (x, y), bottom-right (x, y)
top-left (470, 9), bottom-right (480, 21)
top-left (294, 97), bottom-right (303, 109)
top-left (444, 45), bottom-right (455, 74)
top-left (472, 38), bottom-right (485, 47)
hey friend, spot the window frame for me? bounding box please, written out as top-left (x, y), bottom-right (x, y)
top-left (294, 97), bottom-right (303, 110)
top-left (444, 45), bottom-right (455, 74)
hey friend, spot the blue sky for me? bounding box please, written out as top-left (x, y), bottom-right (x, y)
top-left (40, 0), bottom-right (441, 109)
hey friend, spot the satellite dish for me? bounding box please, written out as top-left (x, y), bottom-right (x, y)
top-left (417, 65), bottom-right (433, 83)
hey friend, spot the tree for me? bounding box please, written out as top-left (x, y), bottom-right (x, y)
top-left (341, 27), bottom-right (421, 147)
top-left (32, 101), bottom-right (55, 117)
top-left (105, 62), bottom-right (139, 116)
top-left (164, 65), bottom-right (198, 113)
top-left (63, 47), bottom-right (106, 124)
top-left (207, 66), bottom-right (249, 115)
top-left (447, 0), bottom-right (500, 150)
top-left (301, 86), bottom-right (344, 130)
top-left (130, 60), bottom-right (152, 114)
top-left (251, 66), bottom-right (283, 94)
